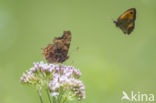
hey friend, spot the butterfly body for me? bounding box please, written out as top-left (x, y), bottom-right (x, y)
top-left (43, 31), bottom-right (71, 63)
top-left (114, 8), bottom-right (136, 35)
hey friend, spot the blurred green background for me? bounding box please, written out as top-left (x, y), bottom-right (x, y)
top-left (0, 0), bottom-right (156, 103)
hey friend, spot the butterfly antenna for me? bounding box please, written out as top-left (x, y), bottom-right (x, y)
top-left (69, 60), bottom-right (74, 66)
top-left (68, 47), bottom-right (79, 66)
top-left (106, 16), bottom-right (118, 26)
top-left (69, 46), bottom-right (79, 57)
top-left (110, 17), bottom-right (116, 23)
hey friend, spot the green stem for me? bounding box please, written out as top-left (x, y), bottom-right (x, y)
top-left (62, 96), bottom-right (68, 103)
top-left (53, 96), bottom-right (57, 103)
top-left (47, 90), bottom-right (52, 103)
top-left (58, 88), bottom-right (64, 103)
top-left (37, 89), bottom-right (43, 103)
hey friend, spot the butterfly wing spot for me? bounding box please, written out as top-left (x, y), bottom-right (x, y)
top-left (128, 23), bottom-right (134, 29)
top-left (130, 11), bottom-right (133, 14)
top-left (127, 23), bottom-right (135, 34)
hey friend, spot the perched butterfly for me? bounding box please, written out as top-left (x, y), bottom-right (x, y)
top-left (43, 31), bottom-right (71, 63)
top-left (114, 8), bottom-right (136, 35)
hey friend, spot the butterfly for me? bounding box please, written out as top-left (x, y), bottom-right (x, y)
top-left (113, 8), bottom-right (136, 35)
top-left (43, 31), bottom-right (71, 63)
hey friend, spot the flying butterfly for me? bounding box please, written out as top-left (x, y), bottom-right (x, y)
top-left (43, 31), bottom-right (71, 63)
top-left (113, 8), bottom-right (136, 35)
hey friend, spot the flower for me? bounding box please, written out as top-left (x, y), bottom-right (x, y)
top-left (20, 70), bottom-right (38, 84)
top-left (48, 65), bottom-right (85, 100)
top-left (20, 61), bottom-right (55, 88)
top-left (20, 61), bottom-right (85, 102)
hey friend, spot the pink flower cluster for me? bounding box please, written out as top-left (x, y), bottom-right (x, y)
top-left (49, 65), bottom-right (85, 100)
top-left (20, 61), bottom-right (85, 101)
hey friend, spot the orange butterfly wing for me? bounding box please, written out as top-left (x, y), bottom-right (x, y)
top-left (114, 8), bottom-right (136, 35)
top-left (118, 8), bottom-right (136, 21)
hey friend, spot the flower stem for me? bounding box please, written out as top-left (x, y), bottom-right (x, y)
top-left (37, 89), bottom-right (43, 103)
top-left (58, 88), bottom-right (64, 103)
top-left (39, 95), bottom-right (43, 103)
top-left (62, 96), bottom-right (68, 103)
top-left (52, 96), bottom-right (57, 103)
top-left (47, 90), bottom-right (52, 103)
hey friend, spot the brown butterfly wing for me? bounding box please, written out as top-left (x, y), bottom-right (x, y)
top-left (114, 8), bottom-right (136, 35)
top-left (43, 31), bottom-right (71, 63)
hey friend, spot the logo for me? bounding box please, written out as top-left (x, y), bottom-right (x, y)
top-left (121, 91), bottom-right (155, 102)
